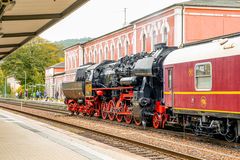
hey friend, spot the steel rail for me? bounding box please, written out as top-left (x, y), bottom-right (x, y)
top-left (0, 98), bottom-right (239, 147)
top-left (0, 100), bottom-right (200, 160)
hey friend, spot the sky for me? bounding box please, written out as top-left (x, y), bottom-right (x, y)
top-left (40, 0), bottom-right (189, 42)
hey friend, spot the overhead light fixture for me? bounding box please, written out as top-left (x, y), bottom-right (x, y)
top-left (1, 0), bottom-right (16, 11)
top-left (0, 0), bottom-right (15, 34)
top-left (0, 0), bottom-right (16, 18)
top-left (1, 0), bottom-right (15, 6)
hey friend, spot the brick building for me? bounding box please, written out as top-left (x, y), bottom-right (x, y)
top-left (45, 62), bottom-right (65, 98)
top-left (64, 44), bottom-right (84, 82)
top-left (46, 0), bottom-right (240, 99)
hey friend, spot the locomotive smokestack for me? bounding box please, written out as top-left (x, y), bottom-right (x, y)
top-left (154, 43), bottom-right (167, 50)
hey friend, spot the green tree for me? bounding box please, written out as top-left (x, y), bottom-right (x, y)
top-left (0, 69), bottom-right (5, 95)
top-left (0, 37), bottom-right (64, 93)
top-left (0, 69), bottom-right (11, 96)
top-left (55, 37), bottom-right (92, 48)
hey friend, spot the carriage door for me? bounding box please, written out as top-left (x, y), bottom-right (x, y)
top-left (167, 68), bottom-right (174, 107)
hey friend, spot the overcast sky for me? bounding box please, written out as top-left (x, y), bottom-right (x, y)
top-left (40, 0), bottom-right (188, 42)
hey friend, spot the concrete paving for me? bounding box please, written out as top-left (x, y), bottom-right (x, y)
top-left (0, 109), bottom-right (146, 160)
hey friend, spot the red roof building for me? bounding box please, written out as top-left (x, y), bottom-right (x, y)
top-left (65, 0), bottom-right (240, 67)
top-left (45, 62), bottom-right (65, 98)
top-left (48, 0), bottom-right (240, 99)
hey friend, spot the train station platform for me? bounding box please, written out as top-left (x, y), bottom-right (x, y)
top-left (0, 109), bottom-right (145, 160)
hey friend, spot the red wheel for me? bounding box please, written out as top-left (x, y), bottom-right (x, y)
top-left (108, 100), bottom-right (115, 121)
top-left (88, 108), bottom-right (95, 117)
top-left (101, 102), bottom-right (108, 120)
top-left (124, 115), bottom-right (132, 124)
top-left (134, 116), bottom-right (142, 126)
top-left (116, 114), bottom-right (123, 122)
top-left (123, 104), bottom-right (132, 124)
top-left (68, 103), bottom-right (74, 115)
top-left (153, 112), bottom-right (162, 129)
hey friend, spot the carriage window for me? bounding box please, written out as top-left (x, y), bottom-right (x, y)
top-left (195, 63), bottom-right (212, 90)
top-left (168, 69), bottom-right (172, 89)
top-left (142, 34), bottom-right (146, 52)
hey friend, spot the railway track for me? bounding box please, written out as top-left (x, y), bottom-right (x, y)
top-left (0, 98), bottom-right (239, 147)
top-left (0, 98), bottom-right (201, 160)
top-left (0, 98), bottom-right (68, 114)
top-left (76, 114), bottom-right (240, 147)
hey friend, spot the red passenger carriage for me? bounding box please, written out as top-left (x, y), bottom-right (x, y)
top-left (162, 37), bottom-right (240, 141)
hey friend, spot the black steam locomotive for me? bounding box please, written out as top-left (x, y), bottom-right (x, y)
top-left (63, 43), bottom-right (175, 126)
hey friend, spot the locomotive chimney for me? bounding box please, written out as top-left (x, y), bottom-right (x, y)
top-left (154, 43), bottom-right (167, 50)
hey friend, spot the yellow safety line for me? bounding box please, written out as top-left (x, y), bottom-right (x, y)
top-left (174, 107), bottom-right (240, 115)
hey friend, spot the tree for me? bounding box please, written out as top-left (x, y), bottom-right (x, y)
top-left (55, 37), bottom-right (92, 48)
top-left (0, 69), bottom-right (5, 95)
top-left (0, 37), bottom-right (64, 93)
top-left (0, 69), bottom-right (11, 96)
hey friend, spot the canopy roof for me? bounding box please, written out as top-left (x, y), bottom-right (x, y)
top-left (0, 0), bottom-right (88, 60)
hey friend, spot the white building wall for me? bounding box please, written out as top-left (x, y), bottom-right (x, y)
top-left (174, 7), bottom-right (183, 46)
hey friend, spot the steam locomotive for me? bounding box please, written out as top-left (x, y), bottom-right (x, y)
top-left (63, 35), bottom-right (240, 142)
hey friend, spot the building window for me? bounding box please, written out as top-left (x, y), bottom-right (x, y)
top-left (94, 51), bottom-right (97, 63)
top-left (152, 31), bottom-right (157, 51)
top-left (72, 56), bottom-right (75, 68)
top-left (89, 51), bottom-right (92, 63)
top-left (99, 50), bottom-right (102, 62)
top-left (125, 41), bottom-right (129, 55)
top-left (118, 43), bottom-right (121, 59)
top-left (74, 53), bottom-right (76, 68)
top-left (142, 34), bottom-right (146, 52)
top-left (195, 63), bottom-right (212, 90)
top-left (111, 45), bottom-right (114, 60)
top-left (69, 57), bottom-right (72, 69)
top-left (105, 47), bottom-right (108, 60)
top-left (85, 52), bottom-right (88, 63)
top-left (163, 27), bottom-right (168, 43)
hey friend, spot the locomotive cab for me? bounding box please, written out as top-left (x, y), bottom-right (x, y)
top-left (132, 44), bottom-right (177, 126)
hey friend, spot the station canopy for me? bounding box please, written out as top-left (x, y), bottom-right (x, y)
top-left (0, 0), bottom-right (88, 60)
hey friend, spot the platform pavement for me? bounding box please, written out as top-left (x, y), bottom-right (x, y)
top-left (0, 109), bottom-right (146, 160)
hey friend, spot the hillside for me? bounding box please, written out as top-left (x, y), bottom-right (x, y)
top-left (55, 37), bottom-right (92, 48)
